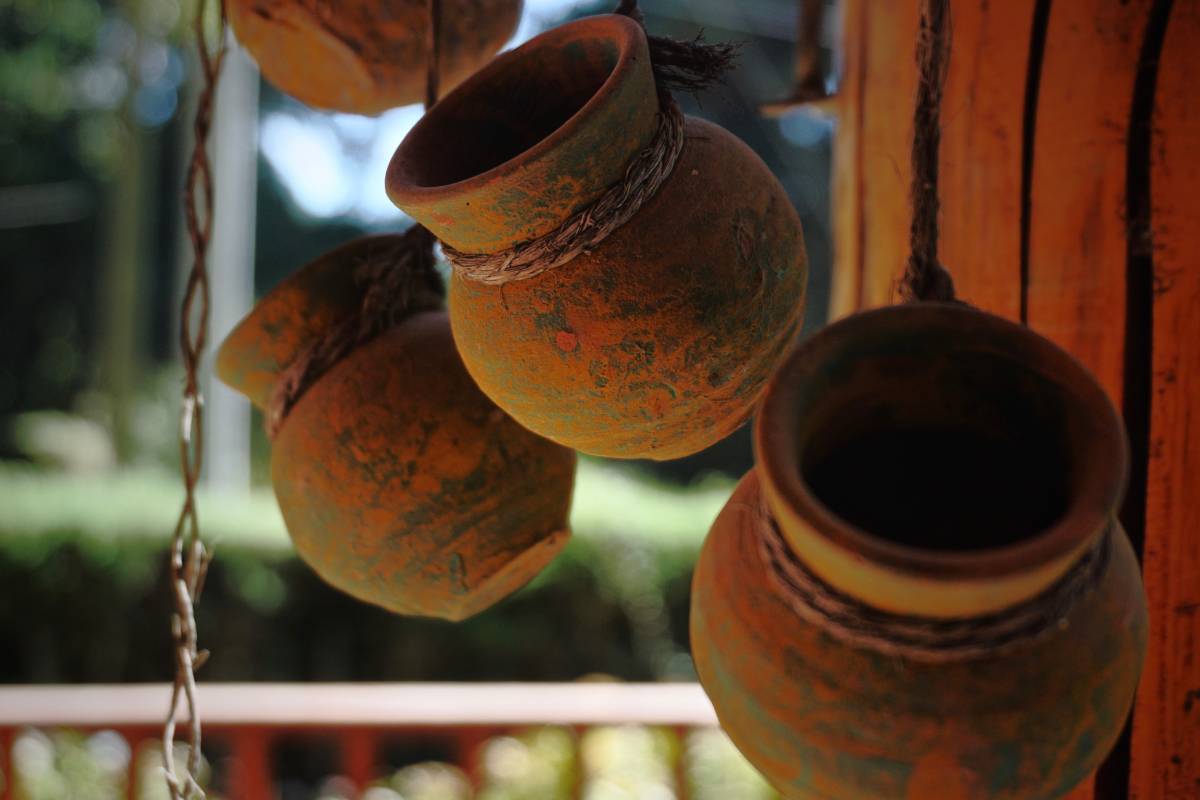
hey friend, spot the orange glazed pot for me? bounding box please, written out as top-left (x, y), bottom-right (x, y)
top-left (216, 236), bottom-right (575, 621)
top-left (385, 14), bottom-right (808, 460)
top-left (228, 0), bottom-right (523, 114)
top-left (691, 304), bottom-right (1147, 799)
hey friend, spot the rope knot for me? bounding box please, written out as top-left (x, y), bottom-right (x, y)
top-left (441, 1), bottom-right (738, 285)
top-left (900, 0), bottom-right (959, 304)
top-left (754, 498), bottom-right (1111, 662)
top-left (266, 228), bottom-right (445, 438)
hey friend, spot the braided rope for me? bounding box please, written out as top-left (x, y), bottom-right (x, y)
top-left (267, 0), bottom-right (445, 438)
top-left (900, 0), bottom-right (957, 303)
top-left (754, 499), bottom-right (1112, 663)
top-left (441, 101), bottom-right (684, 285)
top-left (164, 1), bottom-right (226, 797)
top-left (266, 229), bottom-right (444, 438)
top-left (441, 0), bottom-right (736, 285)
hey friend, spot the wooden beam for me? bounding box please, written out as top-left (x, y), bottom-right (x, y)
top-left (828, 0), bottom-right (866, 319)
top-left (0, 683), bottom-right (719, 729)
top-left (937, 0), bottom-right (1036, 319)
top-left (1025, 0), bottom-right (1153, 400)
top-left (1131, 2), bottom-right (1200, 796)
top-left (858, 0), bottom-right (922, 309)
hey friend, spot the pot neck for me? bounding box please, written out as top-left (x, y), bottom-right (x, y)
top-left (385, 15), bottom-right (660, 254)
top-left (754, 304), bottom-right (1127, 620)
top-left (755, 474), bottom-right (1106, 620)
top-left (215, 235), bottom-right (407, 411)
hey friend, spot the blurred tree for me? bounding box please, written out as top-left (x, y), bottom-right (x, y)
top-left (0, 0), bottom-right (187, 461)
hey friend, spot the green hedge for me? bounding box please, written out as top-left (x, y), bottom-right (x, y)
top-left (0, 460), bottom-right (732, 683)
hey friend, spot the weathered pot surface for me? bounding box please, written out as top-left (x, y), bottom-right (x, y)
top-left (691, 303), bottom-right (1147, 799)
top-left (386, 14), bottom-right (808, 460)
top-left (216, 235), bottom-right (576, 621)
top-left (228, 0), bottom-right (523, 115)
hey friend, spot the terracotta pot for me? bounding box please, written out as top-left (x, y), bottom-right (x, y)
top-left (216, 235), bottom-right (575, 621)
top-left (691, 304), bottom-right (1147, 799)
top-left (228, 0), bottom-right (523, 115)
top-left (385, 14), bottom-right (808, 460)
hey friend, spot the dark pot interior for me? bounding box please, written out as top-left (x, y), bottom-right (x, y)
top-left (397, 29), bottom-right (621, 188)
top-left (759, 304), bottom-right (1128, 572)
top-left (799, 346), bottom-right (1074, 551)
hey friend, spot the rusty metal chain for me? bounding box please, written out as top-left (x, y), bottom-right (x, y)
top-left (164, 1), bottom-right (226, 797)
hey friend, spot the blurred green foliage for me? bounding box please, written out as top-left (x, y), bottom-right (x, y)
top-left (0, 457), bottom-right (731, 683)
top-left (0, 0), bottom-right (188, 182)
top-left (6, 724), bottom-right (777, 799)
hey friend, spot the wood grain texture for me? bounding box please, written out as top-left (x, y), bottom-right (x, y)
top-left (857, 0), bottom-right (921, 309)
top-left (937, 0), bottom-right (1035, 319)
top-left (1131, 2), bottom-right (1200, 796)
top-left (828, 0), bottom-right (866, 320)
top-left (1025, 0), bottom-right (1153, 400)
top-left (1024, 6), bottom-right (1148, 794)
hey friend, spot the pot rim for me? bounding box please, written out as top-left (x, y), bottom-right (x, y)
top-left (215, 232), bottom-right (421, 409)
top-left (754, 302), bottom-right (1130, 584)
top-left (385, 13), bottom-right (646, 203)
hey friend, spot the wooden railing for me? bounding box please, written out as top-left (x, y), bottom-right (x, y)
top-left (0, 683), bottom-right (720, 799)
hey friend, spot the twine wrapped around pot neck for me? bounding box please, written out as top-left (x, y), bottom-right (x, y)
top-left (266, 227), bottom-right (445, 438)
top-left (441, 1), bottom-right (738, 285)
top-left (753, 499), bottom-right (1112, 663)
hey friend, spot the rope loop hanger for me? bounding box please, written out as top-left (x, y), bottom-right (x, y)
top-left (164, 3), bottom-right (449, 796)
top-left (164, 0), bottom-right (226, 796)
top-left (439, 0), bottom-right (739, 286)
top-left (899, 0), bottom-right (958, 304)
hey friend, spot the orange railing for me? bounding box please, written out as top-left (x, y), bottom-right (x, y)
top-left (0, 683), bottom-right (720, 799)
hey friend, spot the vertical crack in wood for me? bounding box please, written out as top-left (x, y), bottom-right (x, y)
top-left (854, 1), bottom-right (869, 311)
top-left (1119, 0), bottom-right (1173, 566)
top-left (1019, 0), bottom-right (1052, 326)
top-left (1098, 2), bottom-right (1174, 798)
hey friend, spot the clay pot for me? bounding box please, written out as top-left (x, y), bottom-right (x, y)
top-left (216, 235), bottom-right (575, 621)
top-left (228, 0), bottom-right (523, 115)
top-left (691, 304), bottom-right (1147, 799)
top-left (385, 14), bottom-right (808, 460)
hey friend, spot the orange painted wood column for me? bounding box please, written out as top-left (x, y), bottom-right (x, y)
top-left (858, 0), bottom-right (921, 310)
top-left (937, 0), bottom-right (1035, 320)
top-left (339, 728), bottom-right (377, 792)
top-left (1132, 3), bottom-right (1200, 796)
top-left (0, 728), bottom-right (13, 800)
top-left (1025, 0), bottom-right (1151, 399)
top-left (828, 1), bottom-right (1200, 797)
top-left (227, 728), bottom-right (273, 800)
top-left (828, 0), bottom-right (866, 318)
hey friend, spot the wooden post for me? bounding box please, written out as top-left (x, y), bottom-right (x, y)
top-left (227, 728), bottom-right (273, 800)
top-left (339, 728), bottom-right (376, 792)
top-left (829, 1), bottom-right (1200, 797)
top-left (672, 725), bottom-right (690, 800)
top-left (203, 34), bottom-right (259, 491)
top-left (0, 728), bottom-right (13, 800)
top-left (114, 728), bottom-right (142, 800)
top-left (453, 726), bottom-right (493, 789)
top-left (1132, 3), bottom-right (1200, 796)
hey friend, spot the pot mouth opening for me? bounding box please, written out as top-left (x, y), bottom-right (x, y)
top-left (800, 409), bottom-right (1071, 553)
top-left (391, 16), bottom-right (631, 192)
top-left (757, 304), bottom-right (1128, 581)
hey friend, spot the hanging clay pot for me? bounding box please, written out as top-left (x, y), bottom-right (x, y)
top-left (691, 303), bottom-right (1147, 799)
top-left (227, 0), bottom-right (523, 115)
top-left (385, 14), bottom-right (808, 460)
top-left (216, 234), bottom-right (575, 621)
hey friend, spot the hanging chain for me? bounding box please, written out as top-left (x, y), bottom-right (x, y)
top-left (164, 0), bottom-right (226, 797)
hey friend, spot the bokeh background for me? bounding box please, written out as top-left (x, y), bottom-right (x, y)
top-left (0, 0), bottom-right (834, 796)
